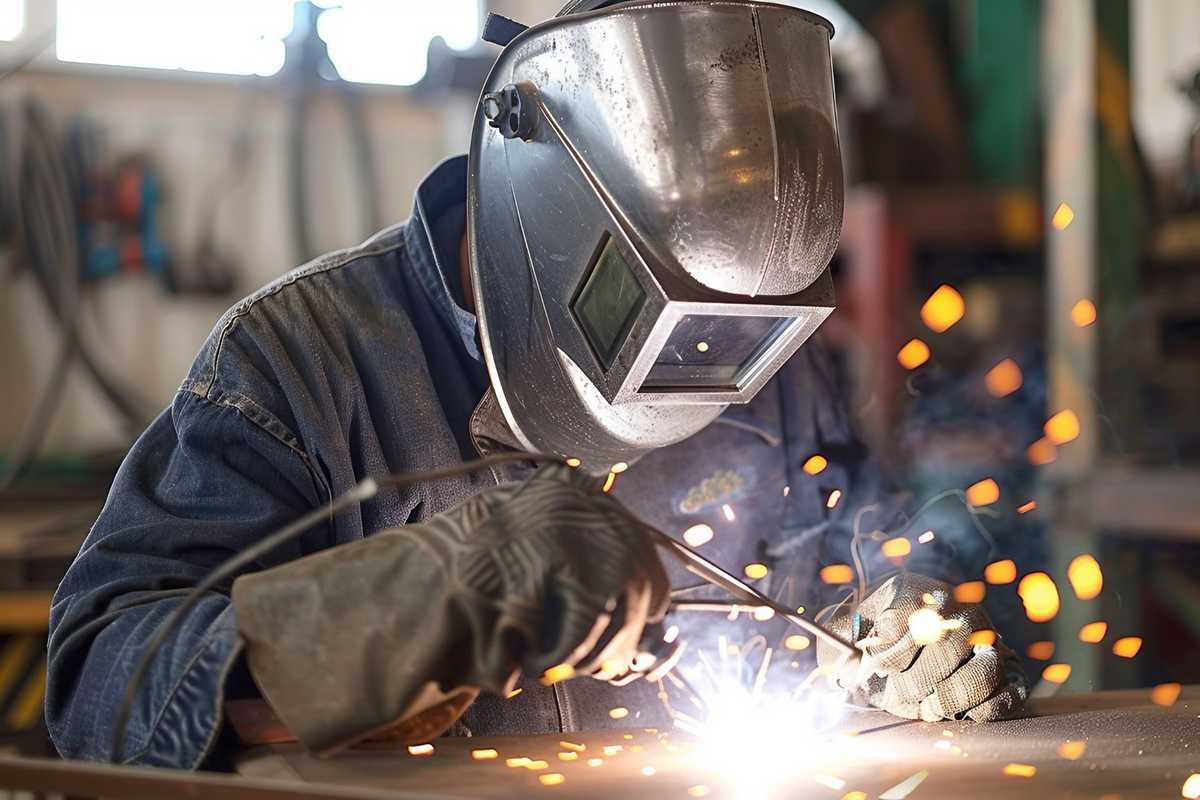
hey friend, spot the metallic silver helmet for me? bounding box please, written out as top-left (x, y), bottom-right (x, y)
top-left (468, 0), bottom-right (842, 470)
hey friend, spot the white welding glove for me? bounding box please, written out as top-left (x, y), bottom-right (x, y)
top-left (818, 574), bottom-right (1027, 722)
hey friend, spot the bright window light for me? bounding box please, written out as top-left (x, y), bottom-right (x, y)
top-left (316, 1), bottom-right (481, 86)
top-left (56, 0), bottom-right (293, 77)
top-left (0, 0), bottom-right (23, 41)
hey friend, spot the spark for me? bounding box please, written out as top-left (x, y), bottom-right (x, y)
top-left (841, 793), bottom-right (867, 800)
top-left (752, 606), bottom-right (775, 622)
top-left (918, 530), bottom-right (935, 544)
top-left (696, 341), bottom-right (710, 352)
top-left (538, 773), bottom-right (565, 786)
top-left (688, 787), bottom-right (711, 798)
top-left (683, 524), bottom-right (714, 547)
top-left (1058, 740), bottom-right (1087, 760)
top-left (953, 581), bottom-right (986, 603)
top-left (1003, 763), bottom-right (1038, 778)
top-left (826, 489), bottom-right (842, 508)
top-left (559, 740), bottom-right (585, 752)
top-left (506, 687), bottom-right (523, 699)
top-left (641, 766), bottom-right (658, 777)
top-left (1017, 500), bottom-right (1037, 514)
top-left (969, 629), bottom-right (997, 647)
top-left (984, 559), bottom-right (1017, 584)
top-left (565, 457), bottom-right (582, 468)
top-left (744, 563), bottom-right (769, 580)
top-left (783, 485), bottom-right (790, 496)
top-left (722, 503), bottom-right (736, 521)
top-left (1045, 410), bottom-right (1080, 445)
top-left (506, 757), bottom-right (530, 768)
top-left (784, 634), bottom-right (811, 651)
top-left (1027, 438), bottom-right (1058, 466)
top-left (921, 284), bottom-right (966, 333)
top-left (1018, 572), bottom-right (1060, 622)
top-left (1067, 554), bottom-right (1103, 599)
top-left (602, 745), bottom-right (622, 756)
top-left (897, 338), bottom-right (931, 369)
top-left (820, 564), bottom-right (854, 584)
top-left (610, 461), bottom-right (629, 474)
top-left (1151, 683), bottom-right (1182, 706)
top-left (802, 454), bottom-right (828, 475)
top-left (1078, 621), bottom-right (1108, 643)
top-left (1027, 641), bottom-right (1055, 660)
top-left (407, 743), bottom-right (434, 756)
top-left (1112, 637), bottom-right (1143, 658)
top-left (879, 769), bottom-right (930, 799)
top-left (882, 537), bottom-right (911, 558)
top-left (557, 752), bottom-right (578, 761)
top-left (1071, 298), bottom-right (1097, 327)
top-left (609, 707), bottom-right (629, 719)
top-left (525, 760), bottom-right (549, 770)
top-left (1042, 663), bottom-right (1072, 684)
top-left (966, 478), bottom-right (1000, 507)
top-left (601, 472), bottom-right (617, 492)
top-left (985, 359), bottom-right (1023, 397)
top-left (1184, 774), bottom-right (1200, 800)
top-left (540, 664), bottom-right (575, 685)
top-left (471, 748), bottom-right (499, 760)
top-left (1051, 202), bottom-right (1075, 230)
top-left (587, 757), bottom-right (604, 766)
top-left (664, 625), bottom-right (680, 643)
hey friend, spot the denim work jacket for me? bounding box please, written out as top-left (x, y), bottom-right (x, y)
top-left (46, 157), bottom-right (964, 769)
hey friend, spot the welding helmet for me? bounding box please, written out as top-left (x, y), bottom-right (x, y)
top-left (468, 0), bottom-right (842, 469)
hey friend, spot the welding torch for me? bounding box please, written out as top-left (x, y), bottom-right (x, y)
top-left (631, 519), bottom-right (862, 674)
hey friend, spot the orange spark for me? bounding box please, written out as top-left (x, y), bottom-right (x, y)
top-left (608, 707), bottom-right (629, 720)
top-left (1078, 621), bottom-right (1108, 643)
top-left (1042, 664), bottom-right (1072, 684)
top-left (557, 752), bottom-right (578, 761)
top-left (969, 629), bottom-right (997, 647)
top-left (601, 472), bottom-right (616, 493)
top-left (588, 758), bottom-right (604, 767)
top-left (506, 687), bottom-right (523, 699)
top-left (1045, 410), bottom-right (1081, 445)
top-left (803, 454), bottom-right (828, 475)
top-left (953, 581), bottom-right (986, 603)
top-left (1018, 572), bottom-right (1060, 622)
top-left (966, 478), bottom-right (1000, 507)
top-left (610, 462), bottom-right (629, 474)
top-left (820, 564), bottom-right (854, 584)
top-left (1071, 299), bottom-right (1097, 327)
top-left (921, 285), bottom-right (966, 333)
top-left (984, 559), bottom-right (1017, 584)
top-left (1057, 741), bottom-right (1087, 760)
top-left (407, 744), bottom-right (434, 756)
top-left (565, 457), bottom-right (582, 468)
top-left (1027, 437), bottom-right (1058, 466)
top-left (882, 537), bottom-right (912, 558)
top-left (540, 664), bottom-right (575, 685)
top-left (784, 634), bottom-right (811, 651)
top-left (506, 757), bottom-right (531, 768)
top-left (1067, 554), bottom-right (1103, 599)
top-left (539, 773), bottom-right (566, 786)
top-left (840, 793), bottom-right (867, 800)
top-left (1151, 683), bottom-right (1182, 707)
top-left (1027, 641), bottom-right (1056, 660)
top-left (1017, 500), bottom-right (1037, 514)
top-left (689, 787), bottom-right (712, 798)
top-left (897, 338), bottom-right (931, 369)
top-left (1051, 202), bottom-right (1075, 230)
top-left (744, 563), bottom-right (769, 580)
top-left (985, 359), bottom-right (1023, 398)
top-left (1112, 637), bottom-right (1142, 658)
top-left (472, 748), bottom-right (499, 760)
top-left (559, 740), bottom-right (585, 752)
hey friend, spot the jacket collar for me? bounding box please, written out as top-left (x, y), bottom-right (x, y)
top-left (404, 155), bottom-right (480, 361)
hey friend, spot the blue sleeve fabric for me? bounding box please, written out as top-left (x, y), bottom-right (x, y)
top-left (46, 389), bottom-right (326, 768)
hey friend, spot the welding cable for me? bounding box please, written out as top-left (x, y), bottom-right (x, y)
top-left (110, 451), bottom-right (557, 763)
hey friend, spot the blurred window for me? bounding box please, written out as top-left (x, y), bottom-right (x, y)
top-left (56, 0), bottom-right (294, 77)
top-left (315, 0), bottom-right (481, 86)
top-left (0, 0), bottom-right (22, 41)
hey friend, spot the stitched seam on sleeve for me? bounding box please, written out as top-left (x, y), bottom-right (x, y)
top-left (204, 237), bottom-right (406, 399)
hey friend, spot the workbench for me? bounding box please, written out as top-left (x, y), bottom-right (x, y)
top-left (1, 687), bottom-right (1197, 798)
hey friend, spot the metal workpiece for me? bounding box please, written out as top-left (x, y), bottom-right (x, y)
top-left (468, 1), bottom-right (843, 467)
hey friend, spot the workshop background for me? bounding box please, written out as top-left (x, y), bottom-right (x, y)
top-left (0, 0), bottom-right (1198, 761)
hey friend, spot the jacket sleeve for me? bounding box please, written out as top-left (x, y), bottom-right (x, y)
top-left (46, 389), bottom-right (327, 768)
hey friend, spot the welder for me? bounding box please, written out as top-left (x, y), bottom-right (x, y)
top-left (45, 0), bottom-right (1026, 769)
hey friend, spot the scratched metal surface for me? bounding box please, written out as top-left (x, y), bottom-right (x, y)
top-left (234, 687), bottom-right (1200, 799)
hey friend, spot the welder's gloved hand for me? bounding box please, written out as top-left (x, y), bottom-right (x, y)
top-left (232, 463), bottom-right (669, 755)
top-left (817, 574), bottom-right (1027, 722)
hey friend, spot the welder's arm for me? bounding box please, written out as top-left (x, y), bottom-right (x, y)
top-left (46, 393), bottom-right (324, 768)
top-left (818, 574), bottom-right (1027, 722)
top-left (232, 463), bottom-right (670, 756)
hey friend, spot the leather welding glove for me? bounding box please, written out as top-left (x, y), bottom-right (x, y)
top-left (232, 462), bottom-right (669, 755)
top-left (817, 574), bottom-right (1027, 722)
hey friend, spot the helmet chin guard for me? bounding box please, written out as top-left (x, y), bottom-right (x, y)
top-left (469, 1), bottom-right (842, 470)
